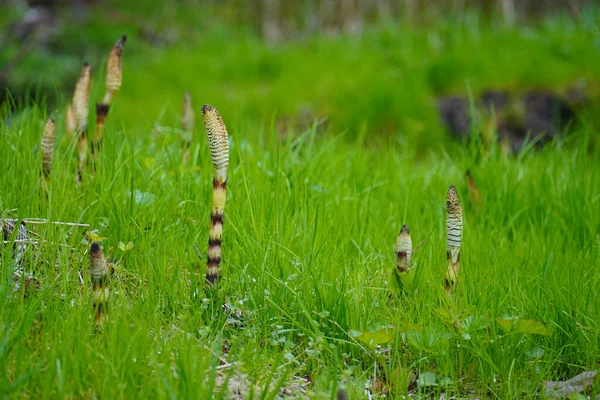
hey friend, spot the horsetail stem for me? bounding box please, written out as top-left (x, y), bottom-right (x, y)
top-left (93, 35), bottom-right (126, 158)
top-left (89, 241), bottom-right (109, 326)
top-left (181, 92), bottom-right (195, 158)
top-left (444, 185), bottom-right (463, 294)
top-left (40, 118), bottom-right (55, 183)
top-left (72, 62), bottom-right (92, 184)
top-left (395, 224), bottom-right (412, 273)
top-left (202, 104), bottom-right (229, 285)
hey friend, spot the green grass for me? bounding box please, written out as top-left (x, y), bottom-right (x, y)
top-left (1, 9), bottom-right (600, 399)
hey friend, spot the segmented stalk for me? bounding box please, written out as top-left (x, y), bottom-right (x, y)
top-left (72, 62), bottom-right (92, 184)
top-left (181, 91), bottom-right (195, 159)
top-left (395, 224), bottom-right (412, 273)
top-left (444, 185), bottom-right (463, 294)
top-left (92, 35), bottom-right (126, 158)
top-left (202, 104), bottom-right (229, 285)
top-left (40, 118), bottom-right (56, 183)
top-left (89, 241), bottom-right (109, 326)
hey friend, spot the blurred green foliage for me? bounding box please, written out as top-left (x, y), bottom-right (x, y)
top-left (1, 1), bottom-right (599, 148)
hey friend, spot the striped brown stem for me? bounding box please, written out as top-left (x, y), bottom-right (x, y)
top-left (202, 104), bottom-right (229, 285)
top-left (181, 91), bottom-right (195, 160)
top-left (40, 118), bottom-right (56, 184)
top-left (92, 104), bottom-right (110, 157)
top-left (395, 224), bottom-right (412, 273)
top-left (444, 185), bottom-right (463, 294)
top-left (72, 62), bottom-right (92, 184)
top-left (89, 241), bottom-right (109, 326)
top-left (92, 35), bottom-right (126, 162)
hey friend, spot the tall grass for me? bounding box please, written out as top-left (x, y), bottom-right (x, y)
top-left (1, 97), bottom-right (598, 396)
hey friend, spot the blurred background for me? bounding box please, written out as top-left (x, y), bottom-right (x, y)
top-left (1, 0), bottom-right (599, 149)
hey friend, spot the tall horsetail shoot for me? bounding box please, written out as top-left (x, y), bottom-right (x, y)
top-left (72, 62), bottom-right (92, 184)
top-left (202, 104), bottom-right (230, 285)
top-left (89, 241), bottom-right (109, 326)
top-left (444, 185), bottom-right (463, 294)
top-left (93, 35), bottom-right (127, 159)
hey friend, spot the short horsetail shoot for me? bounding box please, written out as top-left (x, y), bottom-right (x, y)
top-left (93, 35), bottom-right (126, 159)
top-left (395, 224), bottom-right (412, 273)
top-left (40, 118), bottom-right (56, 186)
top-left (72, 62), bottom-right (92, 184)
top-left (89, 241), bottom-right (109, 326)
top-left (444, 185), bottom-right (463, 294)
top-left (202, 104), bottom-right (229, 285)
top-left (391, 223), bottom-right (418, 295)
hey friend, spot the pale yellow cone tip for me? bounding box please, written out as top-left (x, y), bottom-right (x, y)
top-left (182, 92), bottom-right (195, 132)
top-left (72, 62), bottom-right (92, 131)
top-left (106, 35), bottom-right (127, 93)
top-left (202, 104), bottom-right (229, 175)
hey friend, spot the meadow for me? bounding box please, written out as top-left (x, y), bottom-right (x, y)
top-left (1, 4), bottom-right (600, 398)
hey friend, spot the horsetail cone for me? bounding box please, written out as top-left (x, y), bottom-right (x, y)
top-left (89, 242), bottom-right (109, 325)
top-left (72, 62), bottom-right (92, 132)
top-left (395, 224), bottom-right (412, 273)
top-left (444, 185), bottom-right (463, 293)
top-left (41, 118), bottom-right (56, 180)
top-left (94, 35), bottom-right (126, 156)
top-left (202, 104), bottom-right (229, 285)
top-left (104, 35), bottom-right (126, 103)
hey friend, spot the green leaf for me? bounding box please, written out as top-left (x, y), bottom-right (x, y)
top-left (87, 230), bottom-right (107, 242)
top-left (352, 327), bottom-right (394, 347)
top-left (417, 371), bottom-right (438, 387)
top-left (118, 241), bottom-right (134, 252)
top-left (496, 317), bottom-right (550, 336)
top-left (397, 321), bottom-right (420, 333)
top-left (496, 317), bottom-right (514, 333)
top-left (526, 347), bottom-right (544, 360)
top-left (132, 189), bottom-right (155, 206)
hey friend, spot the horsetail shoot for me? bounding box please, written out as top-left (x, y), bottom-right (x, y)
top-left (93, 35), bottom-right (127, 159)
top-left (202, 104), bottom-right (230, 286)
